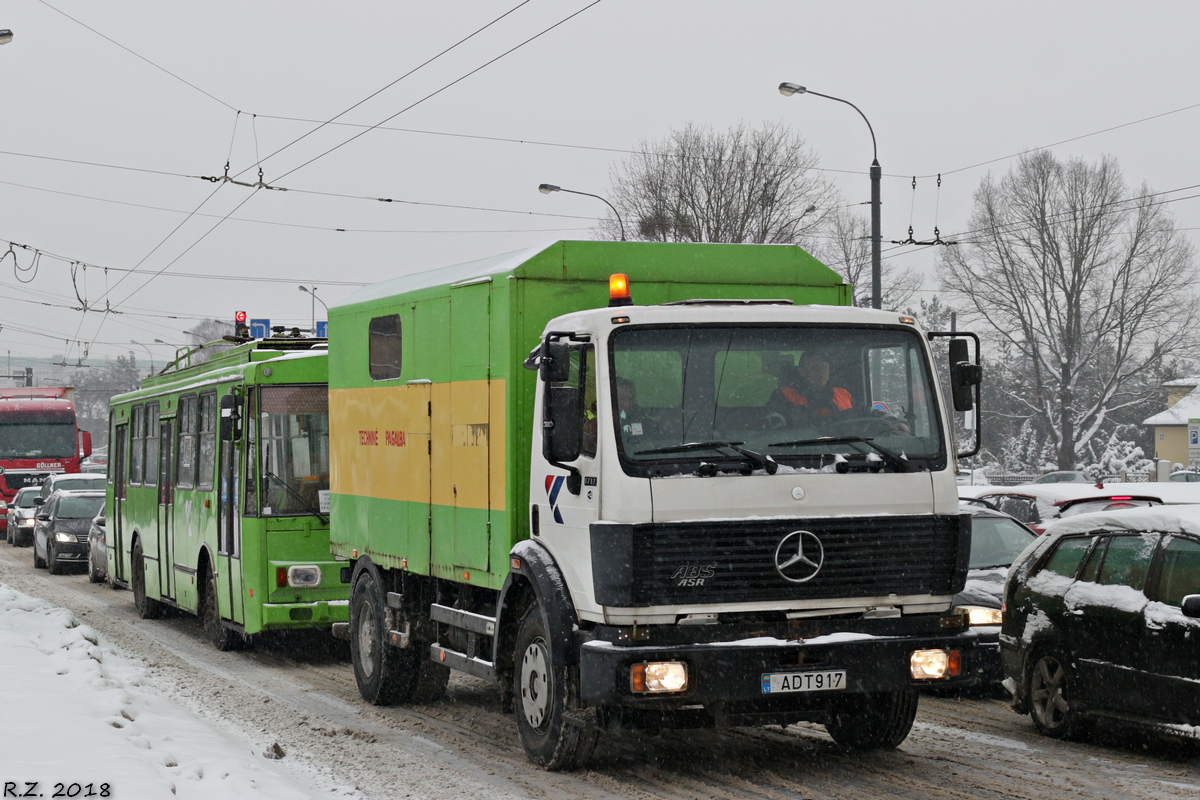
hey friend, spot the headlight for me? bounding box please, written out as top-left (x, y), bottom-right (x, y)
top-left (286, 565), bottom-right (322, 588)
top-left (955, 605), bottom-right (1004, 627)
top-left (20, 518), bottom-right (34, 527)
top-left (630, 661), bottom-right (688, 693)
top-left (54, 531), bottom-right (74, 542)
top-left (910, 648), bottom-right (962, 680)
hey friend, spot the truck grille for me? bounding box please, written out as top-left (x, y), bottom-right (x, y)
top-left (590, 514), bottom-right (968, 607)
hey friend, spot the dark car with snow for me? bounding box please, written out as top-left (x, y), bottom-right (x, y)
top-left (6, 486), bottom-right (40, 546)
top-left (1000, 505), bottom-right (1200, 740)
top-left (33, 489), bottom-right (106, 574)
top-left (953, 501), bottom-right (1038, 687)
top-left (969, 484), bottom-right (1164, 534)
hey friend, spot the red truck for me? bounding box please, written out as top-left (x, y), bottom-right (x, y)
top-left (0, 387), bottom-right (92, 532)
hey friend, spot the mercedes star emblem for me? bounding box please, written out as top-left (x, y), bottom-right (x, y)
top-left (774, 530), bottom-right (824, 583)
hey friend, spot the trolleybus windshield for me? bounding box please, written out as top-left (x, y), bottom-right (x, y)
top-left (259, 385), bottom-right (330, 516)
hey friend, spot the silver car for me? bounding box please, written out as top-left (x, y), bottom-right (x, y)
top-left (87, 501), bottom-right (107, 584)
top-left (6, 486), bottom-right (40, 547)
top-left (33, 489), bottom-right (105, 575)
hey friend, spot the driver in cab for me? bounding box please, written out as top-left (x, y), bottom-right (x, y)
top-left (766, 351), bottom-right (908, 433)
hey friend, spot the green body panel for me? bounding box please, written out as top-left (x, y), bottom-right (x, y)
top-left (107, 340), bottom-right (347, 634)
top-left (329, 240), bottom-right (851, 590)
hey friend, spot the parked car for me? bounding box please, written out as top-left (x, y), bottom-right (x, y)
top-left (33, 489), bottom-right (106, 575)
top-left (6, 486), bottom-right (40, 546)
top-left (86, 501), bottom-right (107, 584)
top-left (1021, 470), bottom-right (1092, 485)
top-left (1001, 504), bottom-right (1200, 741)
top-left (969, 484), bottom-right (1164, 534)
top-left (1169, 470), bottom-right (1200, 482)
top-left (35, 472), bottom-right (106, 506)
top-left (953, 501), bottom-right (1039, 687)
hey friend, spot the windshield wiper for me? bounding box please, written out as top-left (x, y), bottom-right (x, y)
top-left (768, 435), bottom-right (911, 473)
top-left (264, 469), bottom-right (328, 524)
top-left (636, 441), bottom-right (778, 475)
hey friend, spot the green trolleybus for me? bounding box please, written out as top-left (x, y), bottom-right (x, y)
top-left (107, 334), bottom-right (348, 649)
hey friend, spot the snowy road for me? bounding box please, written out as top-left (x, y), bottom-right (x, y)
top-left (1, 542), bottom-right (1196, 800)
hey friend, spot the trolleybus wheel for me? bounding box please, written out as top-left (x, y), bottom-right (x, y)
top-left (513, 604), bottom-right (597, 771)
top-left (131, 538), bottom-right (162, 619)
top-left (201, 561), bottom-right (239, 651)
top-left (825, 689), bottom-right (918, 750)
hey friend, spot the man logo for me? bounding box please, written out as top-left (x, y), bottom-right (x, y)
top-left (774, 530), bottom-right (824, 583)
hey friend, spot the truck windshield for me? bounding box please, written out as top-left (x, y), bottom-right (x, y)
top-left (610, 325), bottom-right (945, 476)
top-left (0, 422), bottom-right (76, 458)
top-left (259, 385), bottom-right (330, 517)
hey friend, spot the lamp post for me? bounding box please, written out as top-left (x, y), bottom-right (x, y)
top-left (538, 183), bottom-right (626, 241)
top-left (0, 30), bottom-right (13, 46)
top-left (298, 285), bottom-right (328, 334)
top-left (130, 340), bottom-right (154, 376)
top-left (779, 82), bottom-right (881, 310)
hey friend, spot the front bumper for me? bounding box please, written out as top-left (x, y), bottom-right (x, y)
top-left (49, 540), bottom-right (88, 561)
top-left (579, 628), bottom-right (979, 713)
top-left (260, 600), bottom-right (349, 630)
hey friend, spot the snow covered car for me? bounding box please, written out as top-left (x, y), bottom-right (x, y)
top-left (87, 500), bottom-right (107, 584)
top-left (5, 486), bottom-right (40, 546)
top-left (35, 472), bottom-right (106, 506)
top-left (1000, 504), bottom-right (1200, 740)
top-left (953, 501), bottom-right (1038, 687)
top-left (33, 489), bottom-right (106, 575)
top-left (970, 484), bottom-right (1164, 534)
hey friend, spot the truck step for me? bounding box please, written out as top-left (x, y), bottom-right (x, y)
top-left (430, 643), bottom-right (496, 682)
top-left (331, 622), bottom-right (350, 641)
top-left (430, 603), bottom-right (497, 637)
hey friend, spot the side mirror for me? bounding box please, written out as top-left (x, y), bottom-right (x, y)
top-left (97, 517), bottom-right (106, 528)
top-left (1182, 594), bottom-right (1200, 619)
top-left (80, 430), bottom-right (93, 458)
top-left (539, 341), bottom-right (571, 383)
top-left (219, 394), bottom-right (239, 441)
top-left (36, 513), bottom-right (50, 521)
top-left (948, 339), bottom-right (982, 412)
top-left (544, 385), bottom-right (583, 464)
top-left (34, 497), bottom-right (45, 506)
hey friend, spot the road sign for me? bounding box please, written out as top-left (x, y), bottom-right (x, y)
top-left (316, 321), bottom-right (328, 338)
top-left (1189, 419), bottom-right (1200, 465)
top-left (249, 318), bottom-right (271, 339)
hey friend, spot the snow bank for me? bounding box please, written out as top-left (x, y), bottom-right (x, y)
top-left (0, 584), bottom-right (358, 800)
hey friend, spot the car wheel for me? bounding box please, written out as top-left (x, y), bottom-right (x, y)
top-left (513, 604), bottom-right (598, 771)
top-left (1028, 650), bottom-right (1082, 739)
top-left (825, 690), bottom-right (919, 750)
top-left (87, 550), bottom-right (103, 583)
top-left (47, 541), bottom-right (64, 575)
top-left (33, 536), bottom-right (46, 569)
top-left (131, 538), bottom-right (163, 619)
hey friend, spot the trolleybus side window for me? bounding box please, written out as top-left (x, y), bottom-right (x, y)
top-left (144, 402), bottom-right (160, 488)
top-left (244, 389), bottom-right (258, 516)
top-left (177, 395), bottom-right (197, 490)
top-left (369, 314), bottom-right (402, 381)
top-left (129, 405), bottom-right (144, 485)
top-left (198, 392), bottom-right (217, 492)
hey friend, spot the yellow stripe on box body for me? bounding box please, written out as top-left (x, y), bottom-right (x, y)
top-left (329, 379), bottom-right (506, 511)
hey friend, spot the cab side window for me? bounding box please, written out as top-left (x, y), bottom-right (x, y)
top-left (1157, 536), bottom-right (1200, 607)
top-left (369, 314), bottom-right (402, 381)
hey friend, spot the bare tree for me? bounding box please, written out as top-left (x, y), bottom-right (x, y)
top-left (938, 151), bottom-right (1197, 469)
top-left (815, 207), bottom-right (922, 309)
top-left (602, 121), bottom-right (838, 245)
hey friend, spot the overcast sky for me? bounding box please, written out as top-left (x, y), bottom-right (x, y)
top-left (2, 1), bottom-right (1199, 376)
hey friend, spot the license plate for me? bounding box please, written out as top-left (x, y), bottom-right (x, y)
top-left (761, 669), bottom-right (847, 694)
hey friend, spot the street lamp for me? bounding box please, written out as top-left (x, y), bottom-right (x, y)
top-left (779, 82), bottom-right (882, 310)
top-left (298, 285), bottom-right (328, 334)
top-left (538, 183), bottom-right (626, 241)
top-left (130, 340), bottom-right (155, 375)
top-left (0, 30), bottom-right (13, 46)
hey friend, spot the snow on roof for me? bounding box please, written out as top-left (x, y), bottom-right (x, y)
top-left (1042, 503), bottom-right (1200, 537)
top-left (1144, 384), bottom-right (1200, 426)
top-left (1163, 377), bottom-right (1200, 387)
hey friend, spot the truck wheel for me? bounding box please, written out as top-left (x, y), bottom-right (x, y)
top-left (201, 562), bottom-right (239, 651)
top-left (513, 605), bottom-right (597, 771)
top-left (1028, 649), bottom-right (1081, 739)
top-left (47, 542), bottom-right (64, 575)
top-left (131, 539), bottom-right (162, 619)
top-left (350, 570), bottom-right (404, 705)
top-left (825, 690), bottom-right (918, 750)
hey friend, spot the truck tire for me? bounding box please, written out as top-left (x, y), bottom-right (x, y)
top-left (131, 538), bottom-right (163, 619)
top-left (201, 562), bottom-right (239, 651)
top-left (825, 690), bottom-right (918, 750)
top-left (513, 605), bottom-right (597, 771)
top-left (349, 570), bottom-right (449, 705)
top-left (350, 570), bottom-right (404, 705)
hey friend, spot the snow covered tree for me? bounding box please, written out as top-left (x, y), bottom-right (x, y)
top-left (938, 151), bottom-right (1198, 470)
top-left (1083, 428), bottom-right (1153, 480)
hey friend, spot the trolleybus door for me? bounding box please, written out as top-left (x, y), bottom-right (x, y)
top-left (157, 418), bottom-right (175, 599)
top-left (111, 422), bottom-right (128, 584)
top-left (217, 415), bottom-right (244, 625)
